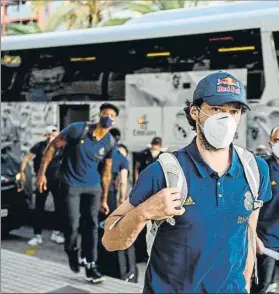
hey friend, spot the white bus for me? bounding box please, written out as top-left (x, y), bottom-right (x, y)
top-left (126, 1), bottom-right (279, 25)
top-left (1, 5), bottom-right (279, 153)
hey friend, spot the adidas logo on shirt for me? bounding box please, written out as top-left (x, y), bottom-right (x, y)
top-left (271, 180), bottom-right (277, 186)
top-left (184, 197), bottom-right (196, 206)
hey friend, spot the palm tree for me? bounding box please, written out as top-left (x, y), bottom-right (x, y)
top-left (122, 0), bottom-right (200, 16)
top-left (6, 0), bottom-right (130, 35)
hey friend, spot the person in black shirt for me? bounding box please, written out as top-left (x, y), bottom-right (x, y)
top-left (134, 137), bottom-right (164, 181)
top-left (133, 136), bottom-right (164, 262)
top-left (18, 126), bottom-right (64, 246)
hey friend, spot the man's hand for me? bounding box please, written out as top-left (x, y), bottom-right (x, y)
top-left (36, 174), bottom-right (47, 193)
top-left (100, 200), bottom-right (110, 215)
top-left (16, 171), bottom-right (26, 183)
top-left (256, 236), bottom-right (265, 255)
top-left (141, 187), bottom-right (185, 221)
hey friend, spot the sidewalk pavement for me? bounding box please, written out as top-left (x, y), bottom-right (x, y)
top-left (1, 249), bottom-right (143, 293)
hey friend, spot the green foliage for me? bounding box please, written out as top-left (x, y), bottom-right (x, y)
top-left (101, 17), bottom-right (131, 27)
top-left (6, 0), bottom-right (200, 35)
top-left (7, 22), bottom-right (41, 35)
top-left (124, 3), bottom-right (157, 14)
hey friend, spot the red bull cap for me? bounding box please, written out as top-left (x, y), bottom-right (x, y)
top-left (193, 71), bottom-right (250, 110)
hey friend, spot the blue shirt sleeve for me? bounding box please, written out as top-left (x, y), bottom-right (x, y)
top-left (255, 156), bottom-right (272, 203)
top-left (60, 122), bottom-right (84, 143)
top-left (119, 156), bottom-right (129, 171)
top-left (129, 161), bottom-right (166, 207)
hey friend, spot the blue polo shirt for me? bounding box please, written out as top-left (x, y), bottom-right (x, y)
top-left (110, 151), bottom-right (129, 192)
top-left (60, 122), bottom-right (117, 187)
top-left (257, 156), bottom-right (279, 249)
top-left (129, 138), bottom-right (272, 294)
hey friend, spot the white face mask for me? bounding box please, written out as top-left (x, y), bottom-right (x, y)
top-left (198, 108), bottom-right (237, 149)
top-left (271, 142), bottom-right (279, 158)
top-left (150, 149), bottom-right (161, 158)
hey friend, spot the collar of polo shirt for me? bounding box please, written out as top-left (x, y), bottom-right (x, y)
top-left (186, 138), bottom-right (240, 178)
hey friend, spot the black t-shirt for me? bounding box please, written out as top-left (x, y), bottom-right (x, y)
top-left (30, 140), bottom-right (61, 179)
top-left (136, 148), bottom-right (163, 174)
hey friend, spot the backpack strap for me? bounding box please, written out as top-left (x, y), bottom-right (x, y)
top-left (234, 145), bottom-right (262, 285)
top-left (234, 145), bottom-right (262, 210)
top-left (157, 152), bottom-right (188, 225)
top-left (146, 152), bottom-right (188, 258)
top-left (108, 133), bottom-right (115, 150)
top-left (79, 122), bottom-right (92, 144)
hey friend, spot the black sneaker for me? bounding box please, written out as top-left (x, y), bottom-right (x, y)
top-left (85, 263), bottom-right (105, 284)
top-left (67, 249), bottom-right (80, 273)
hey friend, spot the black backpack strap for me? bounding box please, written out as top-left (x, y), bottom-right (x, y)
top-left (79, 122), bottom-right (92, 144)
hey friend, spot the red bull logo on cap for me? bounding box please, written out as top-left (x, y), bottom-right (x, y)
top-left (217, 76), bottom-right (241, 95)
top-left (217, 77), bottom-right (240, 87)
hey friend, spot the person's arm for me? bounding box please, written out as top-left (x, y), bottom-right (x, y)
top-left (102, 162), bottom-right (185, 251)
top-left (36, 135), bottom-right (67, 193)
top-left (17, 152), bottom-right (34, 183)
top-left (118, 168), bottom-right (128, 206)
top-left (243, 156), bottom-right (273, 292)
top-left (134, 160), bottom-right (140, 181)
top-left (100, 158), bottom-right (113, 215)
top-left (20, 152), bottom-right (34, 172)
top-left (102, 187), bottom-right (184, 251)
top-left (256, 235), bottom-right (265, 255)
top-left (244, 209), bottom-right (260, 292)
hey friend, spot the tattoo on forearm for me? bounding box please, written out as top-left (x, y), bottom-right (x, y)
top-left (102, 163), bottom-right (112, 201)
top-left (38, 136), bottom-right (66, 176)
top-left (102, 171), bottom-right (111, 193)
top-left (38, 145), bottom-right (56, 175)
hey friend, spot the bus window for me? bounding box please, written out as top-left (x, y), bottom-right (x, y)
top-left (1, 28), bottom-right (264, 102)
top-left (273, 31), bottom-right (279, 67)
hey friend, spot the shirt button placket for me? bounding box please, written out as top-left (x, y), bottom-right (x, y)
top-left (217, 180), bottom-right (224, 208)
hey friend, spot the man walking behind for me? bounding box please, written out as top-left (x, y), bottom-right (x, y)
top-left (134, 137), bottom-right (163, 182)
top-left (253, 126), bottom-right (279, 293)
top-left (102, 72), bottom-right (272, 293)
top-left (109, 128), bottom-right (129, 210)
top-left (37, 103), bottom-right (119, 284)
top-left (18, 126), bottom-right (64, 246)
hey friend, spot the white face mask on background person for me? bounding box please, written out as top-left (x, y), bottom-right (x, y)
top-left (271, 142), bottom-right (279, 158)
top-left (150, 149), bottom-right (161, 158)
top-left (198, 108), bottom-right (238, 149)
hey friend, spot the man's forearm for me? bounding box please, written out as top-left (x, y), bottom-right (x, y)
top-left (134, 169), bottom-right (139, 181)
top-left (244, 234), bottom-right (255, 292)
top-left (103, 203), bottom-right (148, 251)
top-left (20, 158), bottom-right (30, 172)
top-left (38, 144), bottom-right (56, 176)
top-left (119, 182), bottom-right (127, 201)
top-left (101, 172), bottom-right (111, 202)
top-left (244, 210), bottom-right (260, 292)
top-left (20, 152), bottom-right (34, 172)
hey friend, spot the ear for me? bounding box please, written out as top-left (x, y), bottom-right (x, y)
top-left (190, 105), bottom-right (199, 121)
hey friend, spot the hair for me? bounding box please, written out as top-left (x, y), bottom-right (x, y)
top-left (100, 103), bottom-right (119, 116)
top-left (151, 137), bottom-right (162, 146)
top-left (183, 99), bottom-right (204, 131)
top-left (184, 99), bottom-right (248, 131)
top-left (109, 128), bottom-right (121, 139)
top-left (118, 143), bottom-right (129, 155)
top-left (270, 126), bottom-right (279, 140)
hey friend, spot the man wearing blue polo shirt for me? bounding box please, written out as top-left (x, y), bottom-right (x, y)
top-left (109, 128), bottom-right (129, 210)
top-left (37, 103), bottom-right (118, 284)
top-left (102, 72), bottom-right (272, 293)
top-left (253, 126), bottom-right (279, 294)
